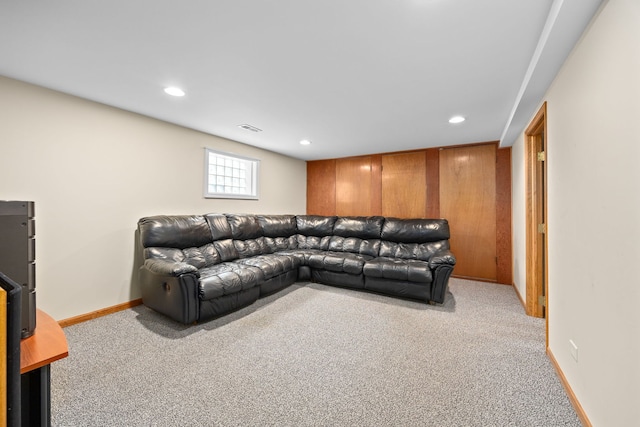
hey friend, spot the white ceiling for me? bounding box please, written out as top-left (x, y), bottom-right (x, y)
top-left (0, 0), bottom-right (603, 160)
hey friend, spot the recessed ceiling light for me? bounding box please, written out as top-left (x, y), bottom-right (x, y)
top-left (299, 139), bottom-right (312, 146)
top-left (449, 115), bottom-right (465, 124)
top-left (164, 86), bottom-right (185, 97)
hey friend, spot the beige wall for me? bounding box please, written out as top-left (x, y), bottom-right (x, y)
top-left (0, 76), bottom-right (306, 321)
top-left (511, 0), bottom-right (640, 424)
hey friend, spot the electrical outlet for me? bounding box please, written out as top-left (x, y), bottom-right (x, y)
top-left (569, 339), bottom-right (578, 362)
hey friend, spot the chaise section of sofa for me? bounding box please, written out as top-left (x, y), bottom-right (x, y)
top-left (363, 218), bottom-right (455, 303)
top-left (137, 213), bottom-right (456, 324)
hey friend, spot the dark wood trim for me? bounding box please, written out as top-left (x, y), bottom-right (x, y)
top-left (370, 154), bottom-right (383, 215)
top-left (58, 298), bottom-right (143, 328)
top-left (425, 148), bottom-right (440, 218)
top-left (547, 348), bottom-right (592, 427)
top-left (496, 147), bottom-right (513, 285)
top-left (308, 141), bottom-right (498, 163)
top-left (436, 140), bottom-right (500, 151)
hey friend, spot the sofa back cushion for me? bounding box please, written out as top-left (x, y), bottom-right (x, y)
top-left (139, 215), bottom-right (212, 249)
top-left (327, 236), bottom-right (380, 257)
top-left (333, 216), bottom-right (384, 239)
top-left (258, 215), bottom-right (297, 237)
top-left (204, 214), bottom-right (233, 240)
top-left (225, 214), bottom-right (263, 240)
top-left (379, 240), bottom-right (450, 261)
top-left (233, 237), bottom-right (272, 258)
top-left (296, 235), bottom-right (332, 250)
top-left (264, 236), bottom-right (298, 252)
top-left (144, 244), bottom-right (221, 268)
top-left (296, 215), bottom-right (337, 237)
top-left (257, 215), bottom-right (298, 252)
top-left (144, 247), bottom-right (184, 262)
top-left (213, 239), bottom-right (239, 261)
top-left (381, 218), bottom-right (450, 243)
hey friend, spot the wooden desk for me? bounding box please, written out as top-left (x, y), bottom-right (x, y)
top-left (20, 310), bottom-right (68, 374)
top-left (20, 309), bottom-right (68, 427)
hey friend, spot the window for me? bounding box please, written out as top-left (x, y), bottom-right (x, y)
top-left (204, 148), bottom-right (259, 199)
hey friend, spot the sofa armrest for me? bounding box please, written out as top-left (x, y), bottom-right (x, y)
top-left (428, 249), bottom-right (456, 304)
top-left (139, 264), bottom-right (200, 324)
top-left (143, 259), bottom-right (199, 276)
top-left (428, 249), bottom-right (456, 269)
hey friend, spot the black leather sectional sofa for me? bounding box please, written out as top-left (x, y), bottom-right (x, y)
top-left (137, 214), bottom-right (456, 324)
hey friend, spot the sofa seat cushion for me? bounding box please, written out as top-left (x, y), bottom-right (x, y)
top-left (307, 251), bottom-right (373, 275)
top-left (233, 254), bottom-right (300, 280)
top-left (363, 257), bottom-right (432, 283)
top-left (198, 263), bottom-right (264, 300)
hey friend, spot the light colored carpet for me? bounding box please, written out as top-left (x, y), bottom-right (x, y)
top-left (51, 279), bottom-right (580, 426)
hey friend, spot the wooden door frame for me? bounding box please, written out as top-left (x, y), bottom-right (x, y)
top-left (524, 103), bottom-right (548, 332)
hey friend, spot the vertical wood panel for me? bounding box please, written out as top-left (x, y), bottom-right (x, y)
top-left (440, 144), bottom-right (497, 281)
top-left (496, 147), bottom-right (513, 285)
top-left (336, 156), bottom-right (373, 216)
top-left (425, 148), bottom-right (440, 218)
top-left (370, 155), bottom-right (383, 215)
top-left (381, 152), bottom-right (427, 218)
top-left (306, 160), bottom-right (336, 215)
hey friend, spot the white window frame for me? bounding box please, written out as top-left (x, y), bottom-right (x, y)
top-left (203, 148), bottom-right (260, 199)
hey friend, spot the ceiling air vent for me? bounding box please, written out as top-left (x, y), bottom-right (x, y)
top-left (238, 124), bottom-right (262, 132)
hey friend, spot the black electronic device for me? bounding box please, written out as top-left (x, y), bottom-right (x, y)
top-left (1, 271), bottom-right (22, 427)
top-left (0, 200), bottom-right (36, 338)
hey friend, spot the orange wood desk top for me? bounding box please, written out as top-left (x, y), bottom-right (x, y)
top-left (20, 309), bottom-right (68, 374)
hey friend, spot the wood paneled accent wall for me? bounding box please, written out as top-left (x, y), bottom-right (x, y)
top-left (381, 152), bottom-right (427, 218)
top-left (335, 156), bottom-right (380, 216)
top-left (306, 142), bottom-right (513, 285)
top-left (439, 144), bottom-right (497, 281)
top-left (307, 159), bottom-right (336, 216)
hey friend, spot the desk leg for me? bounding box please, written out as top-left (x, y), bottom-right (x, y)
top-left (21, 364), bottom-right (51, 427)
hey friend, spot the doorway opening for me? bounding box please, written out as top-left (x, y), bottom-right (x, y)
top-left (525, 103), bottom-right (548, 331)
